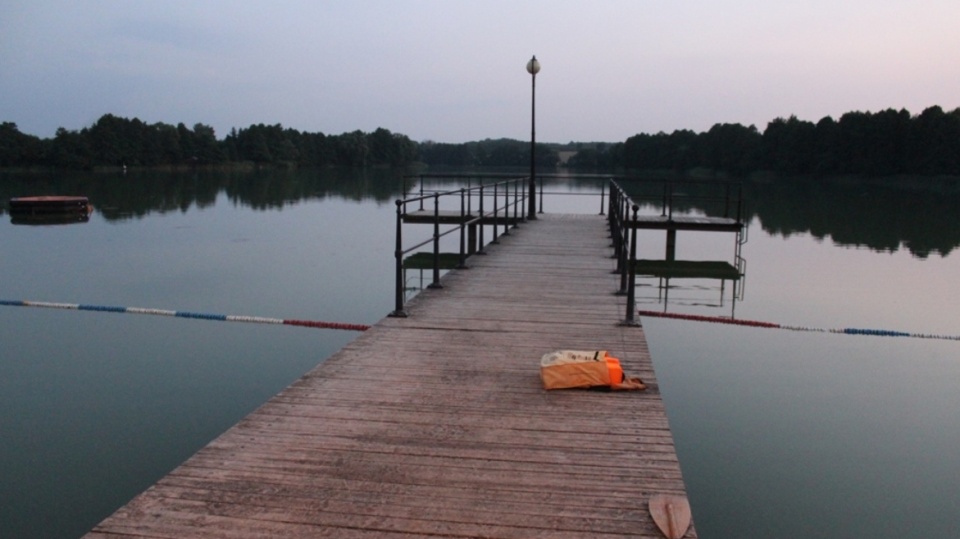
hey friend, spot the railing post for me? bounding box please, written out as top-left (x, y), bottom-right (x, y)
top-left (737, 184), bottom-right (743, 225)
top-left (607, 180), bottom-right (619, 238)
top-left (477, 184), bottom-right (487, 255)
top-left (661, 181), bottom-right (668, 217)
top-left (513, 178), bottom-right (520, 227)
top-left (467, 179), bottom-right (474, 216)
top-left (457, 189), bottom-right (468, 269)
top-left (491, 181), bottom-right (500, 244)
top-left (616, 189), bottom-right (629, 265)
top-left (668, 182), bottom-right (674, 220)
top-left (389, 199), bottom-right (408, 317)
top-left (616, 212), bottom-right (629, 296)
top-left (621, 204), bottom-right (641, 326)
top-left (501, 180), bottom-right (510, 236)
top-left (724, 182), bottom-right (731, 219)
top-left (538, 175), bottom-right (544, 214)
top-left (429, 193), bottom-right (443, 289)
top-left (419, 175), bottom-right (425, 211)
top-left (610, 183), bottom-right (623, 258)
top-left (521, 177), bottom-right (528, 223)
top-left (599, 181), bottom-right (606, 215)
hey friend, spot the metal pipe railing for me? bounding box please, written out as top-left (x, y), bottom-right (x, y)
top-left (390, 176), bottom-right (527, 317)
top-left (623, 204), bottom-right (640, 326)
top-left (395, 175), bottom-right (742, 320)
top-left (609, 180), bottom-right (641, 325)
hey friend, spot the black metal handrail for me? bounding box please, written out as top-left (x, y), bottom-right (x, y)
top-left (630, 178), bottom-right (744, 223)
top-left (608, 177), bottom-right (746, 324)
top-left (390, 177), bottom-right (527, 317)
top-left (393, 175), bottom-right (742, 320)
top-left (608, 180), bottom-right (640, 325)
top-left (403, 173), bottom-right (611, 216)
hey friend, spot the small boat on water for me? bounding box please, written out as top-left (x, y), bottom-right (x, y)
top-left (7, 196), bottom-right (92, 224)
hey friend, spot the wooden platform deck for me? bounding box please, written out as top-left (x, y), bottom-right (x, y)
top-left (635, 259), bottom-right (742, 280)
top-left (402, 210), bottom-right (741, 232)
top-left (403, 209), bottom-right (521, 225)
top-left (85, 213), bottom-right (695, 539)
top-left (633, 214), bottom-right (741, 232)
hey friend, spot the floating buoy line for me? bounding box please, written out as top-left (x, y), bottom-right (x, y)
top-left (637, 309), bottom-right (960, 342)
top-left (0, 300), bottom-right (370, 332)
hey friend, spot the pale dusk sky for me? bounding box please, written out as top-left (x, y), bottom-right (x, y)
top-left (2, 0), bottom-right (958, 143)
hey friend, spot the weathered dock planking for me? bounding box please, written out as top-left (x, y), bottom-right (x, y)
top-left (632, 214), bottom-right (741, 232)
top-left (85, 213), bottom-right (696, 538)
top-left (403, 209), bottom-right (521, 226)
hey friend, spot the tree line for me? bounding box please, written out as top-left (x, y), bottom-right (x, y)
top-left (569, 105), bottom-right (960, 177)
top-left (0, 114), bottom-right (422, 169)
top-left (2, 106), bottom-right (959, 176)
top-left (0, 114), bottom-right (558, 170)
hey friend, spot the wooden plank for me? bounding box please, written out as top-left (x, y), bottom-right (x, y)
top-left (402, 209), bottom-right (521, 225)
top-left (635, 259), bottom-right (742, 279)
top-left (632, 214), bottom-right (742, 231)
top-left (85, 213), bottom-right (696, 538)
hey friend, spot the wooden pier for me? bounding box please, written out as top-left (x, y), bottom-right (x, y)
top-left (85, 213), bottom-right (695, 538)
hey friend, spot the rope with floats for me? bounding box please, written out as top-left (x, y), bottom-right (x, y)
top-left (637, 309), bottom-right (960, 341)
top-left (0, 300), bottom-right (370, 332)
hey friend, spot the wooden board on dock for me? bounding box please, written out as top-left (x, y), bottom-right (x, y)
top-left (635, 259), bottom-right (742, 280)
top-left (86, 213), bottom-right (695, 538)
top-left (402, 209), bottom-right (520, 225)
top-left (633, 214), bottom-right (741, 231)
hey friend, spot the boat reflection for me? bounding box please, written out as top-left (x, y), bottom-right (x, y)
top-left (8, 195), bottom-right (92, 225)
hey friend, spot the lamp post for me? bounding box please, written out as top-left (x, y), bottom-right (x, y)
top-left (526, 55), bottom-right (540, 219)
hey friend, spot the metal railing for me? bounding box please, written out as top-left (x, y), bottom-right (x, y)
top-left (608, 180), bottom-right (641, 326)
top-left (630, 177), bottom-right (744, 222)
top-left (392, 174), bottom-right (744, 322)
top-left (390, 176), bottom-right (528, 317)
top-left (404, 173), bottom-right (611, 216)
top-left (608, 178), bottom-right (747, 324)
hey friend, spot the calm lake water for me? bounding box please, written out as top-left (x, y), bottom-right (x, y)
top-left (2, 169), bottom-right (959, 538)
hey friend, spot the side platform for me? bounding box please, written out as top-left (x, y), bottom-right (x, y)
top-left (86, 213), bottom-right (695, 538)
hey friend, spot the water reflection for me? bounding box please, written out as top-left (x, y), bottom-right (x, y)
top-left (10, 212), bottom-right (90, 226)
top-left (619, 176), bottom-right (960, 259)
top-left (637, 276), bottom-right (745, 318)
top-left (5, 171), bottom-right (957, 258)
top-left (745, 177), bottom-right (960, 258)
top-left (2, 169), bottom-right (959, 539)
top-left (1, 167), bottom-right (412, 222)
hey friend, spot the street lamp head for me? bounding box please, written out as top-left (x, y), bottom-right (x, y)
top-left (526, 55), bottom-right (540, 76)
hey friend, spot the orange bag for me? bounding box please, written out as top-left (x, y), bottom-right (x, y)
top-left (540, 350), bottom-right (646, 390)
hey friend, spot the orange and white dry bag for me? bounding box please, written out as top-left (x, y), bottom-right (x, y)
top-left (539, 350), bottom-right (646, 390)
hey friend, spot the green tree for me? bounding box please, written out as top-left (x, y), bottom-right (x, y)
top-left (0, 122), bottom-right (43, 167)
top-left (909, 106), bottom-right (960, 174)
top-left (697, 123), bottom-right (761, 176)
top-left (335, 130), bottom-right (369, 166)
top-left (156, 123), bottom-right (184, 164)
top-left (177, 123), bottom-right (197, 162)
top-left (367, 127), bottom-right (395, 165)
top-left (813, 116), bottom-right (840, 174)
top-left (49, 127), bottom-right (93, 169)
top-left (419, 141), bottom-right (474, 166)
top-left (762, 116), bottom-right (816, 175)
top-left (191, 123), bottom-right (225, 163)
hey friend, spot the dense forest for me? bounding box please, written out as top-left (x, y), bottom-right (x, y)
top-left (2, 105), bottom-right (959, 177)
top-left (0, 116), bottom-right (421, 169)
top-left (0, 114), bottom-right (558, 170)
top-left (569, 105), bottom-right (960, 177)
